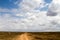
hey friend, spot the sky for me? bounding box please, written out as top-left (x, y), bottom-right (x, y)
top-left (0, 0), bottom-right (60, 32)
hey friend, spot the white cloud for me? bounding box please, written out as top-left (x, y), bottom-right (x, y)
top-left (18, 0), bottom-right (45, 12)
top-left (53, 0), bottom-right (60, 4)
top-left (47, 0), bottom-right (60, 16)
top-left (46, 0), bottom-right (60, 31)
top-left (0, 0), bottom-right (60, 31)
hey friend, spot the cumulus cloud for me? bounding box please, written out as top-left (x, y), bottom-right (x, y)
top-left (47, 0), bottom-right (60, 17)
top-left (0, 0), bottom-right (60, 31)
top-left (46, 0), bottom-right (60, 31)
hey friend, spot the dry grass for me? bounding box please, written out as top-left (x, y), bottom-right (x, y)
top-left (0, 32), bottom-right (60, 40)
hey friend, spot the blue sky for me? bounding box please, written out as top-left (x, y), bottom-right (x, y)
top-left (0, 0), bottom-right (18, 9)
top-left (0, 0), bottom-right (52, 9)
top-left (0, 0), bottom-right (60, 32)
top-left (44, 0), bottom-right (52, 3)
top-left (0, 0), bottom-right (22, 9)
